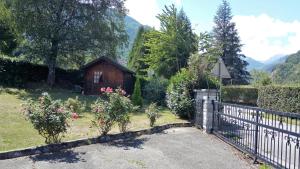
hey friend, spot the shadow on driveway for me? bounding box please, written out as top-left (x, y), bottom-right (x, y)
top-left (29, 150), bottom-right (87, 164)
top-left (108, 137), bottom-right (149, 150)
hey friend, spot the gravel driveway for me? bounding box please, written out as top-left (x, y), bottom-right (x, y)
top-left (0, 127), bottom-right (257, 169)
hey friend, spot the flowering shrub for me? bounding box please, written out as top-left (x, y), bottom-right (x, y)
top-left (22, 93), bottom-right (76, 144)
top-left (65, 96), bottom-right (85, 115)
top-left (145, 103), bottom-right (160, 127)
top-left (92, 87), bottom-right (133, 135)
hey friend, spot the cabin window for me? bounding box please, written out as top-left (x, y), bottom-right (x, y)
top-left (93, 71), bottom-right (103, 83)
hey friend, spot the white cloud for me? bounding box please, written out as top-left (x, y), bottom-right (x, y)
top-left (125, 0), bottom-right (160, 29)
top-left (233, 14), bottom-right (300, 61)
top-left (125, 0), bottom-right (184, 30)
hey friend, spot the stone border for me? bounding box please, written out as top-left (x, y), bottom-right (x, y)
top-left (0, 122), bottom-right (192, 160)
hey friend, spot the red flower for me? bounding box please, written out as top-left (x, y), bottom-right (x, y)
top-left (71, 112), bottom-right (79, 119)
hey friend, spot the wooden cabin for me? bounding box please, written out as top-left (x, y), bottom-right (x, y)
top-left (82, 56), bottom-right (135, 95)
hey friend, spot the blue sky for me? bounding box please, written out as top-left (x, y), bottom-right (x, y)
top-left (125, 0), bottom-right (300, 61)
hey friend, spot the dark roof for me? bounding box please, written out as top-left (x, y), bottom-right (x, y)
top-left (81, 56), bottom-right (135, 74)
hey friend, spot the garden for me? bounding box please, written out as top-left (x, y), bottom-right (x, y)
top-left (0, 86), bottom-right (186, 152)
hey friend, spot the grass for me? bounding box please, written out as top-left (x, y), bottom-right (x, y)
top-left (0, 87), bottom-right (186, 152)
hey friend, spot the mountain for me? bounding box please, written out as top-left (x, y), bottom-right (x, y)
top-left (262, 55), bottom-right (287, 72)
top-left (272, 51), bottom-right (300, 84)
top-left (245, 57), bottom-right (264, 71)
top-left (245, 55), bottom-right (287, 72)
top-left (119, 16), bottom-right (143, 63)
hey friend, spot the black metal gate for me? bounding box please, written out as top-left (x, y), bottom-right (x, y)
top-left (212, 101), bottom-right (300, 169)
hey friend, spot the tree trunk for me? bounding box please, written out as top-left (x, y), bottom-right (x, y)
top-left (47, 40), bottom-right (58, 87)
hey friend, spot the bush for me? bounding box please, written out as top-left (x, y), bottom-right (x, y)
top-left (145, 103), bottom-right (160, 127)
top-left (143, 76), bottom-right (168, 106)
top-left (166, 69), bottom-right (195, 119)
top-left (222, 86), bottom-right (258, 106)
top-left (92, 87), bottom-right (133, 135)
top-left (22, 92), bottom-right (75, 144)
top-left (0, 56), bottom-right (81, 87)
top-left (65, 96), bottom-right (85, 115)
top-left (132, 77), bottom-right (143, 107)
top-left (258, 85), bottom-right (300, 113)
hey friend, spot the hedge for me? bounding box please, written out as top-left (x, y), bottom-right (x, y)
top-left (257, 86), bottom-right (300, 113)
top-left (222, 86), bottom-right (258, 106)
top-left (0, 56), bottom-right (82, 88)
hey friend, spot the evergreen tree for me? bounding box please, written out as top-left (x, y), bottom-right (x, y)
top-left (144, 5), bottom-right (197, 78)
top-left (212, 0), bottom-right (250, 84)
top-left (132, 77), bottom-right (143, 106)
top-left (128, 26), bottom-right (150, 77)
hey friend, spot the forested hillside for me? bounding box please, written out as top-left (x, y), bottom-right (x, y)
top-left (119, 16), bottom-right (143, 62)
top-left (272, 51), bottom-right (300, 84)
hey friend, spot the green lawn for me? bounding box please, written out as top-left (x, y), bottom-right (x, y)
top-left (0, 87), bottom-right (186, 152)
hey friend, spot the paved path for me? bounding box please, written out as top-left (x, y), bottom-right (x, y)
top-left (0, 127), bottom-right (257, 169)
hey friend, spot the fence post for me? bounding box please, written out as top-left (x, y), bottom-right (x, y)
top-left (194, 89), bottom-right (218, 133)
top-left (254, 109), bottom-right (259, 162)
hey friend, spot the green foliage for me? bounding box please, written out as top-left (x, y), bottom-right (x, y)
top-left (222, 86), bottom-right (258, 106)
top-left (259, 164), bottom-right (271, 169)
top-left (213, 0), bottom-right (250, 84)
top-left (128, 26), bottom-right (150, 76)
top-left (22, 92), bottom-right (72, 144)
top-left (144, 5), bottom-right (198, 78)
top-left (13, 0), bottom-right (127, 86)
top-left (250, 70), bottom-right (272, 86)
top-left (0, 56), bottom-right (81, 87)
top-left (0, 1), bottom-right (18, 55)
top-left (166, 68), bottom-right (195, 119)
top-left (92, 88), bottom-right (133, 135)
top-left (258, 85), bottom-right (300, 113)
top-left (143, 76), bottom-right (168, 106)
top-left (132, 78), bottom-right (143, 106)
top-left (272, 51), bottom-right (300, 84)
top-left (65, 96), bottom-right (85, 115)
top-left (145, 103), bottom-right (160, 127)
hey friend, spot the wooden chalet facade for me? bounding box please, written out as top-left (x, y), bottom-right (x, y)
top-left (82, 56), bottom-right (135, 95)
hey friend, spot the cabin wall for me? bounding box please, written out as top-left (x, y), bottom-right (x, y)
top-left (84, 60), bottom-right (124, 95)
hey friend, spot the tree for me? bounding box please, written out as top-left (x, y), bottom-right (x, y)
top-left (128, 26), bottom-right (150, 77)
top-left (132, 77), bottom-right (143, 106)
top-left (144, 5), bottom-right (197, 78)
top-left (250, 70), bottom-right (272, 86)
top-left (212, 0), bottom-right (250, 84)
top-left (0, 1), bottom-right (18, 55)
top-left (13, 0), bottom-right (128, 86)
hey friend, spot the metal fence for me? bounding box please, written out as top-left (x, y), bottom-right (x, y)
top-left (212, 101), bottom-right (300, 169)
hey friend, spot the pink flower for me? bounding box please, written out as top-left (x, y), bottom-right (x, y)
top-left (71, 112), bottom-right (79, 119)
top-left (100, 87), bottom-right (106, 92)
top-left (121, 90), bottom-right (126, 95)
top-left (106, 87), bottom-right (113, 93)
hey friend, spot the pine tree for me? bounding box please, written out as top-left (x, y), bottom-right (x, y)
top-left (128, 26), bottom-right (149, 77)
top-left (132, 77), bottom-right (143, 106)
top-left (212, 0), bottom-right (250, 84)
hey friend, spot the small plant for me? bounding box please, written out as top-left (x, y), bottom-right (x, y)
top-left (92, 87), bottom-right (133, 135)
top-left (65, 96), bottom-right (85, 115)
top-left (22, 92), bottom-right (77, 144)
top-left (132, 77), bottom-right (143, 106)
top-left (145, 103), bottom-right (160, 127)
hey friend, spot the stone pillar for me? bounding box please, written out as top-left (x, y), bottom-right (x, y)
top-left (194, 89), bottom-right (218, 133)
